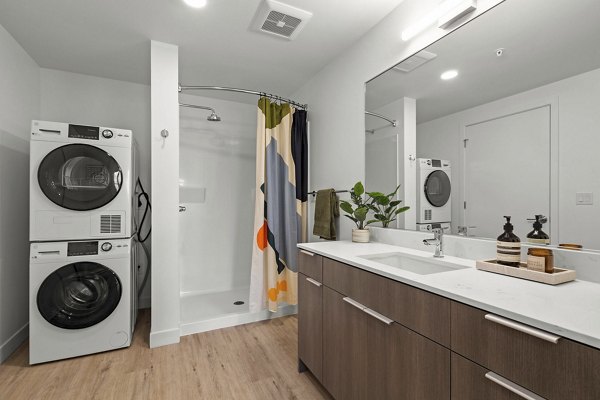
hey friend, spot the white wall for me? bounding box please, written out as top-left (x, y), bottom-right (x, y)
top-left (417, 67), bottom-right (600, 249)
top-left (0, 24), bottom-right (40, 362)
top-left (39, 68), bottom-right (152, 306)
top-left (150, 41), bottom-right (180, 347)
top-left (178, 94), bottom-right (256, 296)
top-left (293, 0), bottom-right (503, 240)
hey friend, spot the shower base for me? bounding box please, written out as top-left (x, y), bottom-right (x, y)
top-left (180, 287), bottom-right (297, 337)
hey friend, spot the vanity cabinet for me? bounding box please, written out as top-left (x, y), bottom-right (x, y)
top-left (451, 302), bottom-right (600, 400)
top-left (323, 257), bottom-right (451, 346)
top-left (298, 250), bottom-right (323, 381)
top-left (300, 252), bottom-right (450, 400)
top-left (298, 250), bottom-right (600, 400)
top-left (451, 353), bottom-right (526, 400)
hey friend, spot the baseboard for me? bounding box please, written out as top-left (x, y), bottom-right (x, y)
top-left (149, 327), bottom-right (180, 348)
top-left (0, 323), bottom-right (28, 363)
top-left (180, 304), bottom-right (298, 337)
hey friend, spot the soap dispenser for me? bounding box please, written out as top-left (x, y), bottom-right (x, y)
top-left (527, 215), bottom-right (550, 245)
top-left (497, 216), bottom-right (521, 267)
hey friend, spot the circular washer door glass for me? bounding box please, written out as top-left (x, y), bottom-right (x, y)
top-left (38, 144), bottom-right (123, 211)
top-left (37, 262), bottom-right (122, 329)
top-left (424, 170), bottom-right (451, 207)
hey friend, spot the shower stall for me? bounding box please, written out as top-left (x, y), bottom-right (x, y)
top-left (178, 92), bottom-right (298, 335)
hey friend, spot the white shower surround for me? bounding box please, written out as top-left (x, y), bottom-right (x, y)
top-left (178, 93), bottom-right (296, 335)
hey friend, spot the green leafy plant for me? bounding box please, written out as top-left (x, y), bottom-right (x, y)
top-left (340, 182), bottom-right (370, 230)
top-left (366, 185), bottom-right (410, 228)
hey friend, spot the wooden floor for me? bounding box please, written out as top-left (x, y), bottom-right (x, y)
top-left (0, 311), bottom-right (331, 400)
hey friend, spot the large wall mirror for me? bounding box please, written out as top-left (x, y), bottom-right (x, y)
top-left (365, 0), bottom-right (600, 250)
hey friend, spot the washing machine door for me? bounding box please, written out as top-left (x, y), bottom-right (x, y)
top-left (37, 262), bottom-right (122, 329)
top-left (38, 144), bottom-right (123, 211)
top-left (424, 170), bottom-right (451, 207)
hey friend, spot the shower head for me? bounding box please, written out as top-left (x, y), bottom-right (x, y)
top-left (179, 102), bottom-right (222, 122)
top-left (207, 111), bottom-right (221, 122)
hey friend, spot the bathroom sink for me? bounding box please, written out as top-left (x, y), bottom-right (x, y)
top-left (358, 252), bottom-right (469, 275)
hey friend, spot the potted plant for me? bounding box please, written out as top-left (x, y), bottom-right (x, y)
top-left (366, 185), bottom-right (410, 228)
top-left (339, 182), bottom-right (371, 243)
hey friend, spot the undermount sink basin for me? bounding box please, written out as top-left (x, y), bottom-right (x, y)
top-left (358, 252), bottom-right (469, 275)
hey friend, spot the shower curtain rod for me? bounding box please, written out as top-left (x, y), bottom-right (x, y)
top-left (178, 85), bottom-right (308, 110)
top-left (365, 110), bottom-right (398, 127)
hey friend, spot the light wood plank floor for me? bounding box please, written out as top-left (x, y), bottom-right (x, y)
top-left (0, 311), bottom-right (331, 400)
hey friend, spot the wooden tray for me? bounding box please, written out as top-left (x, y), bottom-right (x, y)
top-left (476, 260), bottom-right (576, 285)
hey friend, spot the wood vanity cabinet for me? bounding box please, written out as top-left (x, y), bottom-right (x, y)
top-left (298, 250), bottom-right (323, 381)
top-left (299, 252), bottom-right (450, 400)
top-left (298, 250), bottom-right (600, 400)
top-left (451, 302), bottom-right (600, 400)
top-left (451, 353), bottom-right (525, 400)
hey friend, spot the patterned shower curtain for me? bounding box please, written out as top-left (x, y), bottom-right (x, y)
top-left (250, 98), bottom-right (308, 313)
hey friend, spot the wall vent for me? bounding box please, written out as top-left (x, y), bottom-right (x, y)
top-left (100, 215), bottom-right (122, 234)
top-left (252, 0), bottom-right (313, 40)
top-left (393, 50), bottom-right (438, 73)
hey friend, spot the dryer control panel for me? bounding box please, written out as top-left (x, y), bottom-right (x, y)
top-left (31, 120), bottom-right (132, 148)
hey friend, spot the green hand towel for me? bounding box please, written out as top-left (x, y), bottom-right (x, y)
top-left (313, 189), bottom-right (339, 240)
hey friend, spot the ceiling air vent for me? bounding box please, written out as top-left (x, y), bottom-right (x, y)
top-left (393, 50), bottom-right (438, 73)
top-left (252, 0), bottom-right (313, 40)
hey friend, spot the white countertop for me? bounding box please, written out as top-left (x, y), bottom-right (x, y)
top-left (298, 241), bottom-right (600, 349)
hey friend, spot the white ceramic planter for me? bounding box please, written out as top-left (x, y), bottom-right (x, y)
top-left (352, 229), bottom-right (370, 243)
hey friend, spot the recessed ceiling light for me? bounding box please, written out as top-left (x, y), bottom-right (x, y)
top-left (441, 70), bottom-right (459, 80)
top-left (183, 0), bottom-right (207, 8)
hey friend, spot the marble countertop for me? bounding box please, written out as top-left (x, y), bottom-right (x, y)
top-left (298, 240), bottom-right (600, 349)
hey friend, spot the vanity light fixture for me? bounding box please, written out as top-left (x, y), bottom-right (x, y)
top-left (183, 0), bottom-right (207, 8)
top-left (441, 70), bottom-right (458, 80)
top-left (401, 0), bottom-right (477, 41)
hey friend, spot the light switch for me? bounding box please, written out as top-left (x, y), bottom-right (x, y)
top-left (576, 192), bottom-right (593, 205)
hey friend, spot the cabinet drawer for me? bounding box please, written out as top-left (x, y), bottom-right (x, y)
top-left (323, 257), bottom-right (450, 345)
top-left (451, 302), bottom-right (600, 400)
top-left (298, 249), bottom-right (322, 281)
top-left (298, 273), bottom-right (323, 381)
top-left (451, 353), bottom-right (535, 400)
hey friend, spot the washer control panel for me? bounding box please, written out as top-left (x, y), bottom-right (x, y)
top-left (101, 242), bottom-right (113, 252)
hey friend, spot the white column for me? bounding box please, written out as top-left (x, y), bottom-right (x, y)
top-left (401, 97), bottom-right (417, 230)
top-left (150, 40), bottom-right (180, 347)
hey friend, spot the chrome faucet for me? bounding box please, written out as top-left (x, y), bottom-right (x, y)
top-left (423, 228), bottom-right (445, 258)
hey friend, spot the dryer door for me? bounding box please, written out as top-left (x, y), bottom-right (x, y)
top-left (424, 170), bottom-right (451, 207)
top-left (37, 262), bottom-right (122, 329)
top-left (38, 144), bottom-right (123, 211)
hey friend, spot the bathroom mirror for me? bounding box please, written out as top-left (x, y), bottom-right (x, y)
top-left (365, 0), bottom-right (600, 250)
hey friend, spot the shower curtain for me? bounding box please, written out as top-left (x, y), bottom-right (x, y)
top-left (250, 97), bottom-right (308, 313)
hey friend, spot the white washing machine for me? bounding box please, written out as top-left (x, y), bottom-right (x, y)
top-left (29, 238), bottom-right (137, 364)
top-left (30, 120), bottom-right (137, 241)
top-left (417, 158), bottom-right (452, 229)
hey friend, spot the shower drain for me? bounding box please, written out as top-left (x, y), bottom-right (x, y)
top-left (233, 301), bottom-right (245, 306)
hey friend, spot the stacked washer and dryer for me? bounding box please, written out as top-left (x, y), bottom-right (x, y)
top-left (29, 121), bottom-right (139, 364)
top-left (416, 158), bottom-right (452, 232)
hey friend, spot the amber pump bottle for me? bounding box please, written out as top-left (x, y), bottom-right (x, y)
top-left (527, 215), bottom-right (550, 245)
top-left (497, 216), bottom-right (521, 267)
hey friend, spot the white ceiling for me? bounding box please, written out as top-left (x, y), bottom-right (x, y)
top-left (366, 0), bottom-right (600, 124)
top-left (0, 0), bottom-right (403, 100)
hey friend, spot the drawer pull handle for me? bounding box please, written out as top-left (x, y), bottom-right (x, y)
top-left (363, 307), bottom-right (394, 325)
top-left (342, 296), bottom-right (365, 310)
top-left (305, 277), bottom-right (322, 287)
top-left (300, 250), bottom-right (315, 256)
top-left (485, 372), bottom-right (545, 400)
top-left (485, 314), bottom-right (560, 344)
top-left (342, 297), bottom-right (394, 325)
